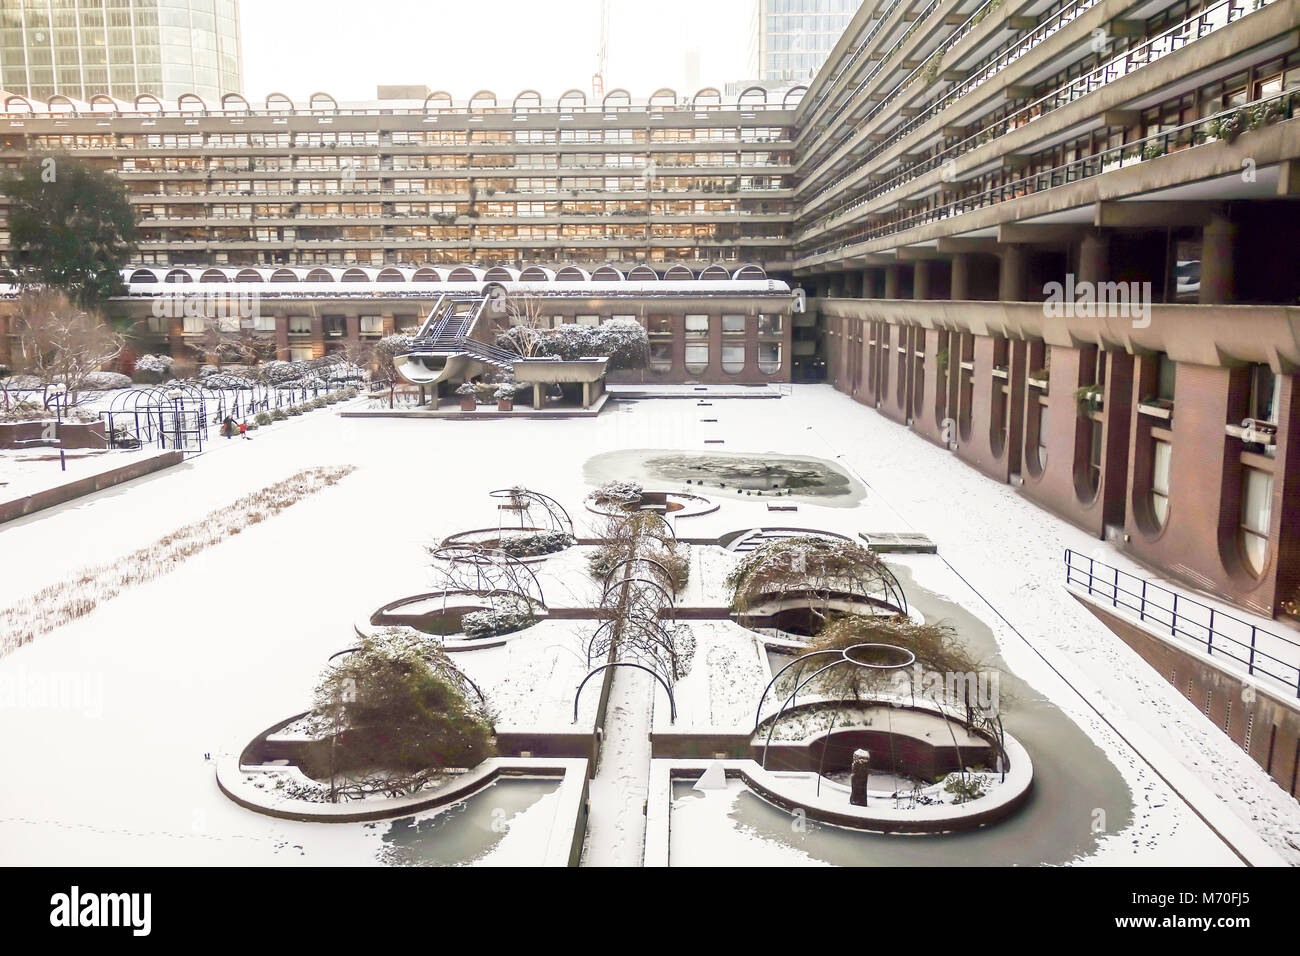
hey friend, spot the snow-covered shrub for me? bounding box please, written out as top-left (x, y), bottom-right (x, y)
top-left (255, 412), bottom-right (272, 426)
top-left (497, 317), bottom-right (648, 370)
top-left (455, 381), bottom-right (477, 396)
top-left (0, 400), bottom-right (52, 423)
top-left (271, 407), bottom-right (288, 421)
top-left (133, 353), bottom-right (174, 383)
top-left (498, 530), bottom-right (573, 558)
top-left (494, 382), bottom-right (519, 400)
top-left (461, 600), bottom-right (536, 639)
top-left (288, 405), bottom-right (303, 416)
top-left (942, 773), bottom-right (987, 803)
top-left (82, 371), bottom-right (131, 390)
top-left (590, 480), bottom-right (643, 507)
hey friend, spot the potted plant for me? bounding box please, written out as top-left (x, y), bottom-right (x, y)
top-left (456, 381), bottom-right (478, 411)
top-left (494, 382), bottom-right (518, 411)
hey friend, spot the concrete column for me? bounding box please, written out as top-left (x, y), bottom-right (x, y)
top-left (861, 269), bottom-right (879, 298)
top-left (950, 254), bottom-right (971, 299)
top-left (533, 382), bottom-right (544, 409)
top-left (998, 244), bottom-right (1028, 302)
top-left (1078, 229), bottom-right (1109, 286)
top-left (913, 259), bottom-right (933, 300)
top-left (582, 381), bottom-right (591, 408)
top-left (883, 265), bottom-right (901, 299)
top-left (273, 313), bottom-right (289, 361)
top-left (1200, 213), bottom-right (1237, 304)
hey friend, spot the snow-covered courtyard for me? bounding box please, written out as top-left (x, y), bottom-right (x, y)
top-left (0, 384), bottom-right (1296, 866)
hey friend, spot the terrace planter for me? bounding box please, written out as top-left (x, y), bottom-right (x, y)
top-left (497, 399), bottom-right (514, 411)
top-left (459, 397), bottom-right (477, 412)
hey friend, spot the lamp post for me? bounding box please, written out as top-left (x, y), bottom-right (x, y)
top-left (47, 383), bottom-right (67, 472)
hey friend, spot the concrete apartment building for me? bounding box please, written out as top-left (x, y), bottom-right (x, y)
top-left (790, 0), bottom-right (1300, 625)
top-left (0, 0), bottom-right (1298, 627)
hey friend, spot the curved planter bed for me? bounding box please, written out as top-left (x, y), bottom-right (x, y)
top-left (439, 526), bottom-right (573, 564)
top-left (585, 490), bottom-right (717, 519)
top-left (360, 590), bottom-right (547, 650)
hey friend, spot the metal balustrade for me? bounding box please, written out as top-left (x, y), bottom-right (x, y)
top-left (1064, 549), bottom-right (1300, 698)
top-left (799, 0), bottom-right (1273, 234)
top-left (797, 87), bottom-right (1296, 263)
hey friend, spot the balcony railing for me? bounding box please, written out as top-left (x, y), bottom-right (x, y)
top-left (796, 89), bottom-right (1296, 263)
top-left (800, 0), bottom-right (1273, 236)
top-left (1064, 548), bottom-right (1300, 698)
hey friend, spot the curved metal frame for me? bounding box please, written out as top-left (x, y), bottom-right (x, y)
top-left (427, 543), bottom-right (545, 605)
top-left (488, 487), bottom-right (575, 537)
top-left (756, 643), bottom-right (915, 775)
top-left (573, 661), bottom-right (676, 724)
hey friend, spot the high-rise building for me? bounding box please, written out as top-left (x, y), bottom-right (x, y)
top-left (753, 0), bottom-right (865, 83)
top-left (0, 0), bottom-right (241, 104)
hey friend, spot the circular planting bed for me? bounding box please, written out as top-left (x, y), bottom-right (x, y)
top-left (363, 591), bottom-right (546, 647)
top-left (585, 489), bottom-right (717, 519)
top-left (744, 697), bottom-right (1033, 833)
top-left (440, 527), bottom-right (575, 563)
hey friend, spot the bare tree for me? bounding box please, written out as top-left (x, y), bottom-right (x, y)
top-left (494, 291), bottom-right (550, 358)
top-left (187, 317), bottom-right (274, 368)
top-left (11, 290), bottom-right (123, 405)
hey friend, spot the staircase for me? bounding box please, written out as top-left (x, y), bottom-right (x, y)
top-left (394, 294), bottom-right (521, 383)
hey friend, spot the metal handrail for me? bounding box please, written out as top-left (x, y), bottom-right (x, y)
top-left (1064, 548), bottom-right (1300, 697)
top-left (800, 0), bottom-right (1273, 232)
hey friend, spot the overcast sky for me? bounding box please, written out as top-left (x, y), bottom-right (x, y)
top-left (238, 0), bottom-right (756, 102)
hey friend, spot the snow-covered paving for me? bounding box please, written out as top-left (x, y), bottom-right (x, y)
top-left (0, 384), bottom-right (1295, 865)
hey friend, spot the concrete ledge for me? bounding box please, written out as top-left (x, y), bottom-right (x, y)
top-left (341, 392), bottom-right (610, 419)
top-left (217, 753), bottom-right (589, 867)
top-left (645, 746), bottom-right (1033, 864)
top-left (0, 450), bottom-right (183, 525)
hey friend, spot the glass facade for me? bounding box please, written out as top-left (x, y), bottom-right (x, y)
top-left (0, 0), bottom-right (241, 103)
top-left (757, 0), bottom-right (865, 82)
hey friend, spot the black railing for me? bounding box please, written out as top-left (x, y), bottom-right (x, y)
top-left (1064, 549), bottom-right (1300, 698)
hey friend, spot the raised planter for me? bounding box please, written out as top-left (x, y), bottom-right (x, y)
top-left (0, 420), bottom-right (107, 450)
top-left (459, 396), bottom-right (477, 412)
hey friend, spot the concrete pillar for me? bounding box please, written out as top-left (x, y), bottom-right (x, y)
top-left (533, 382), bottom-right (544, 409)
top-left (1200, 213), bottom-right (1236, 304)
top-left (273, 312), bottom-right (289, 361)
top-left (1078, 229), bottom-right (1109, 286)
top-left (310, 315), bottom-right (325, 359)
top-left (914, 259), bottom-right (933, 300)
top-left (862, 269), bottom-right (879, 298)
top-left (951, 253), bottom-right (971, 299)
top-left (998, 244), bottom-right (1028, 301)
top-left (883, 265), bottom-right (901, 299)
top-left (582, 380), bottom-right (591, 408)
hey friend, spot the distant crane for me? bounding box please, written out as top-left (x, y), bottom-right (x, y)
top-left (592, 0), bottom-right (610, 99)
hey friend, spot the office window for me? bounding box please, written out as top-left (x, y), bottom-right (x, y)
top-left (685, 314), bottom-right (709, 337)
top-left (722, 344), bottom-right (745, 373)
top-left (722, 314), bottom-right (746, 335)
top-left (684, 343), bottom-right (709, 373)
top-left (758, 343), bottom-right (782, 373)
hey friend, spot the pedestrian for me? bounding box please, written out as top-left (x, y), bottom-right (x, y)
top-left (222, 415), bottom-right (235, 439)
top-left (238, 420), bottom-right (251, 440)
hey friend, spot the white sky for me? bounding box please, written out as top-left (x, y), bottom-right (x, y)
top-left (238, 0), bottom-right (756, 102)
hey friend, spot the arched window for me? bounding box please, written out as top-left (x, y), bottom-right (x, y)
top-left (376, 268), bottom-right (405, 282)
top-left (235, 269), bottom-right (262, 283)
top-left (200, 269), bottom-right (229, 283)
top-left (128, 269), bottom-right (159, 284)
top-left (341, 268), bottom-right (369, 282)
top-left (758, 343), bottom-right (782, 374)
top-left (270, 269), bottom-right (298, 282)
top-left (304, 268), bottom-right (332, 282)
